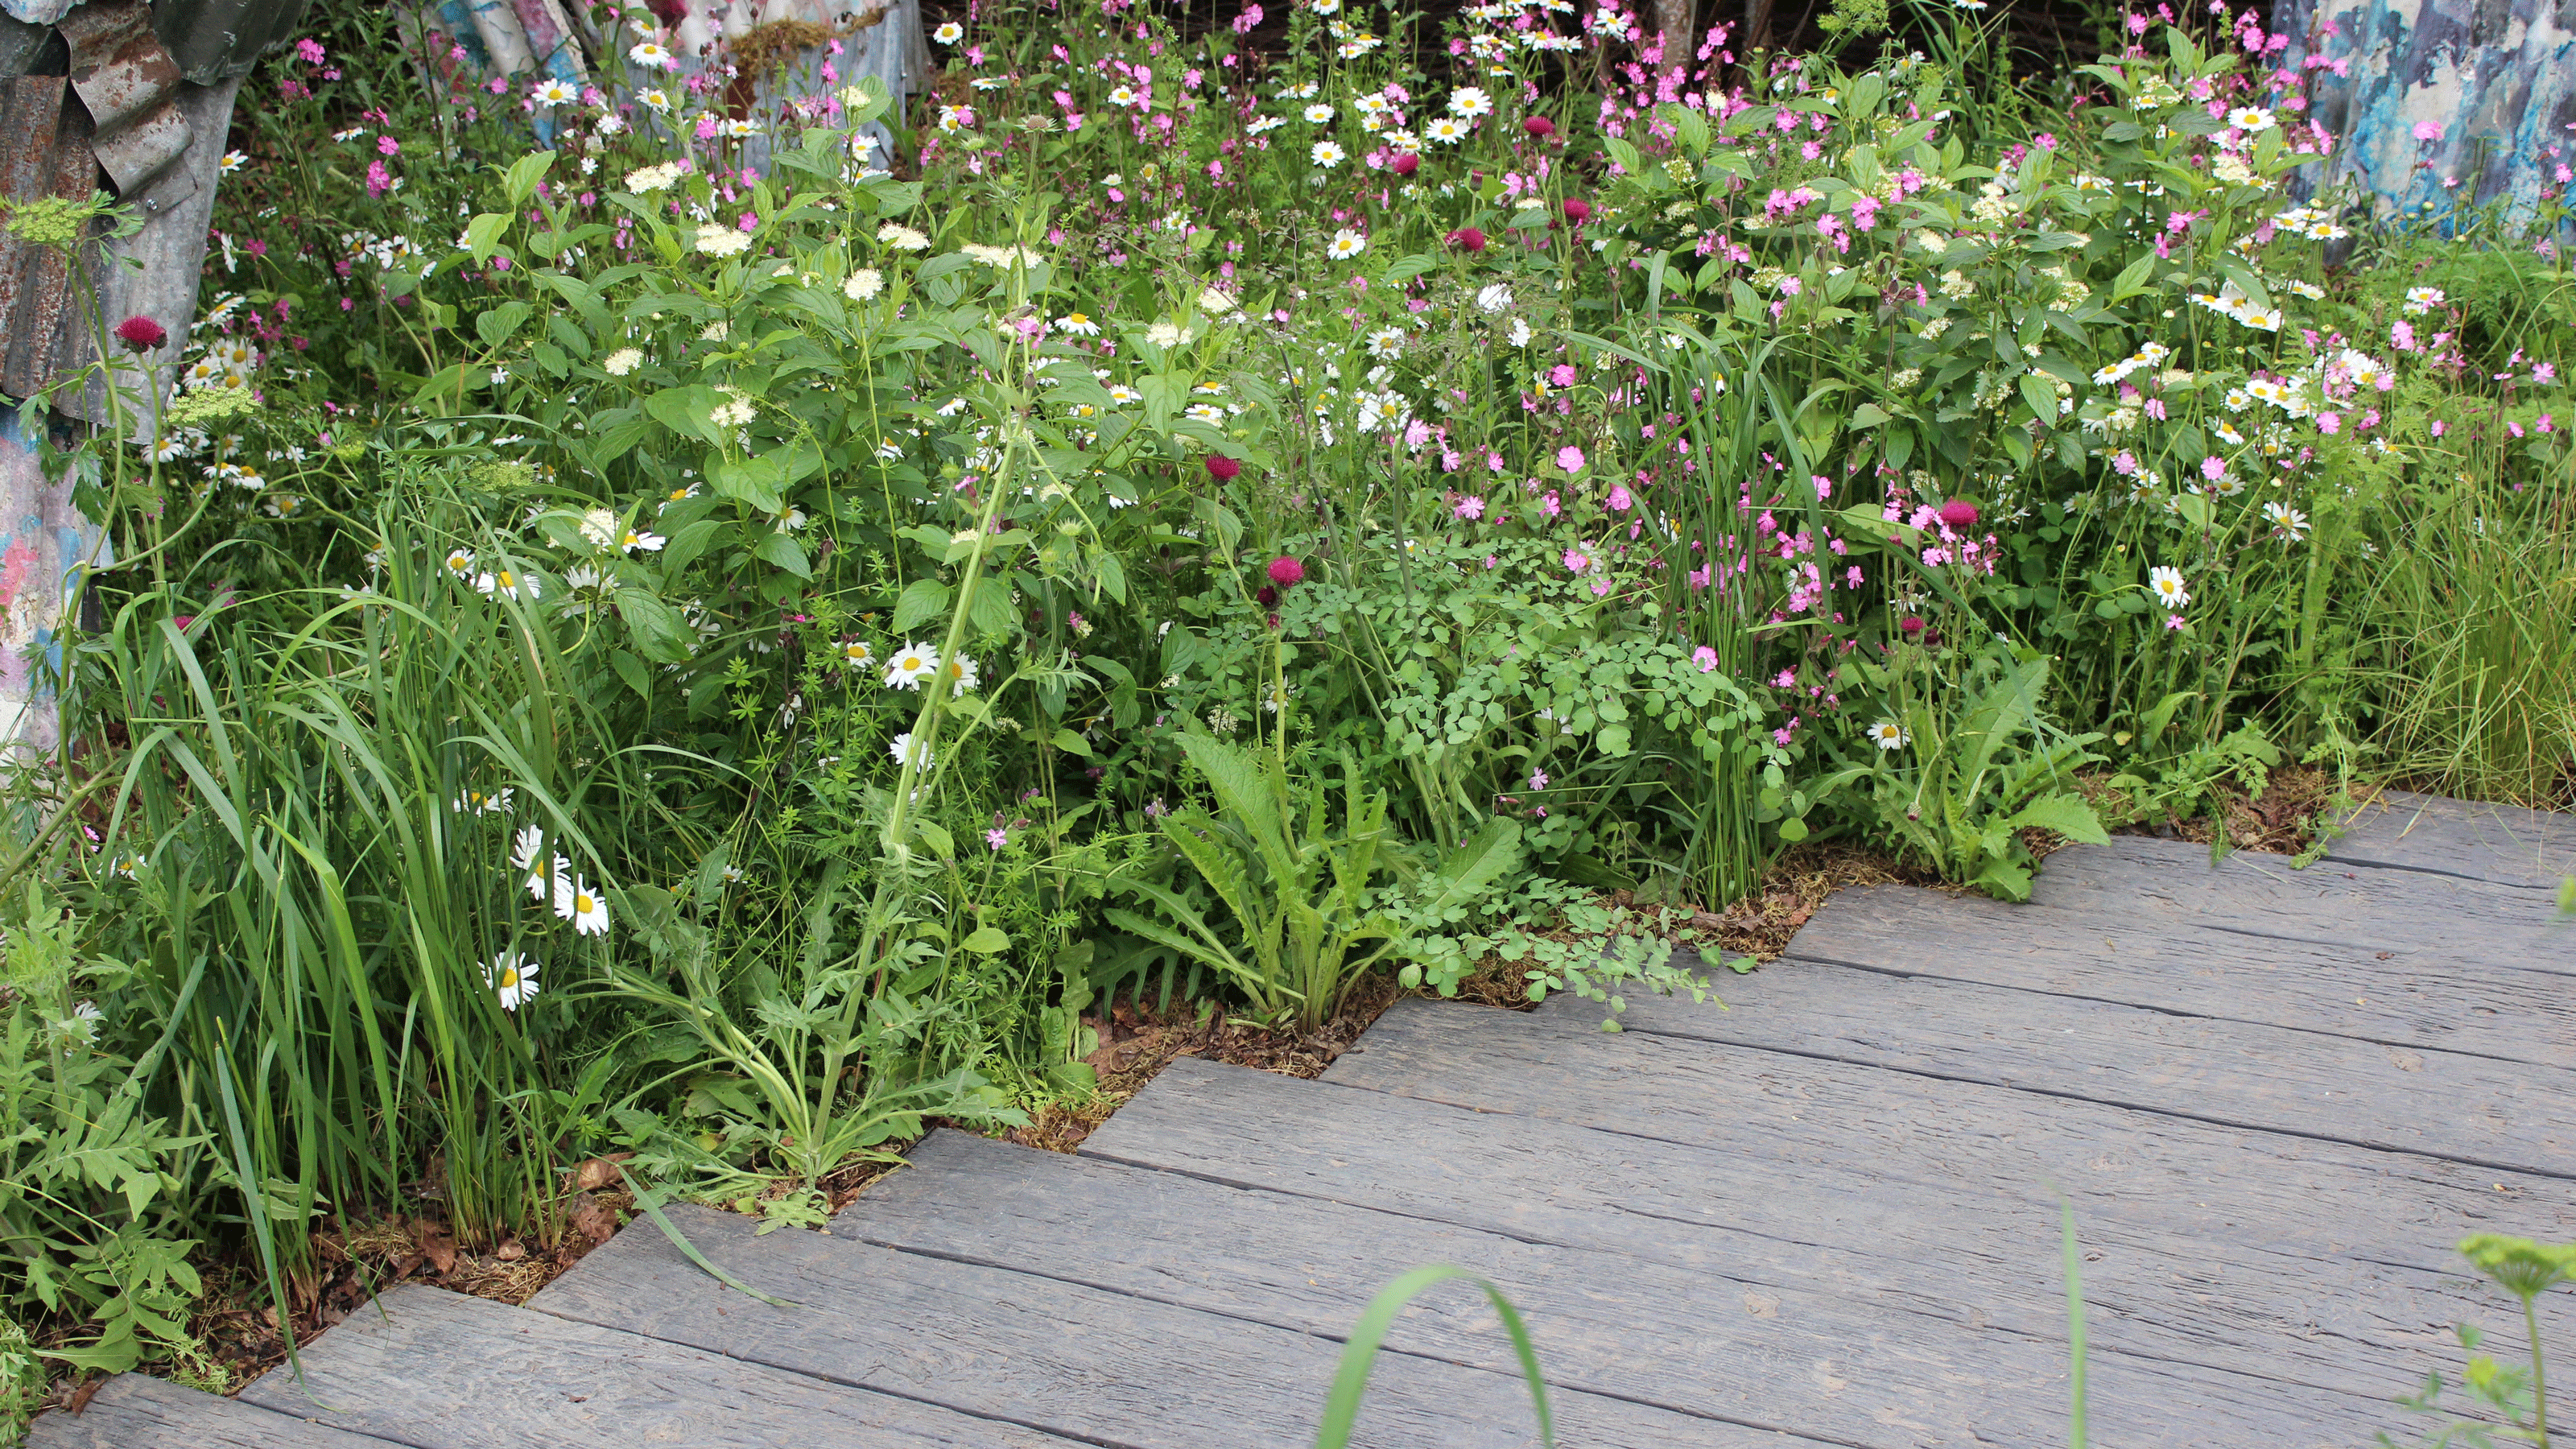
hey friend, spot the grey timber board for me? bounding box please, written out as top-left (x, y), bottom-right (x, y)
top-left (1525, 953), bottom-right (2574, 1174)
top-left (1084, 1055), bottom-right (2524, 1408)
top-left (1308, 1004), bottom-right (2573, 1273)
top-left (1782, 882), bottom-right (2576, 1066)
top-left (2330, 788), bottom-right (2575, 888)
top-left (2025, 836), bottom-right (2570, 964)
top-left (233, 1282), bottom-right (1084, 1449)
top-left (27, 1374), bottom-right (396, 1449)
top-left (528, 1198), bottom-right (1778, 1449)
top-left (866, 1127), bottom-right (2397, 1448)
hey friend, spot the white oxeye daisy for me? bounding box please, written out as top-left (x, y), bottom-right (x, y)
top-left (1448, 86), bottom-right (1492, 118)
top-left (884, 641), bottom-right (939, 689)
top-left (889, 732), bottom-right (934, 768)
top-left (841, 639), bottom-right (877, 670)
top-left (933, 20), bottom-right (963, 41)
top-left (444, 547), bottom-right (476, 575)
top-left (531, 77), bottom-right (578, 108)
top-left (1366, 327), bottom-right (1406, 358)
top-left (1311, 140), bottom-right (1346, 167)
top-left (1303, 103), bottom-right (1335, 124)
top-left (1868, 720), bottom-right (1912, 750)
top-left (530, 852), bottom-right (569, 902)
top-left (2261, 502), bottom-right (2310, 539)
top-left (2227, 106), bottom-right (2276, 131)
top-left (620, 526), bottom-right (665, 553)
top-left (627, 39), bottom-right (672, 67)
top-left (511, 825), bottom-right (545, 873)
top-left (943, 654), bottom-right (980, 696)
top-left (474, 567), bottom-right (540, 601)
top-left (1058, 311), bottom-right (1101, 336)
top-left (1328, 229), bottom-right (1368, 259)
top-left (486, 952), bottom-right (539, 1010)
top-left (556, 874), bottom-right (609, 935)
top-left (2149, 565), bottom-right (2190, 609)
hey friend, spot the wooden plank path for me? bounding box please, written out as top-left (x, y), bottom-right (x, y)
top-left (34, 793), bottom-right (2575, 1448)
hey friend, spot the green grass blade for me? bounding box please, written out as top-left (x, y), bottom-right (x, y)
top-left (1314, 1265), bottom-right (1553, 1449)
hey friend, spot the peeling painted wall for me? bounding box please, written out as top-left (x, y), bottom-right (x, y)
top-left (2273, 0), bottom-right (2576, 222)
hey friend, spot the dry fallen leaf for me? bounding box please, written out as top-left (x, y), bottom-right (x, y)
top-left (567, 1191), bottom-right (617, 1246)
top-left (494, 1236), bottom-right (527, 1262)
top-left (572, 1154), bottom-right (630, 1191)
top-left (415, 1218), bottom-right (457, 1275)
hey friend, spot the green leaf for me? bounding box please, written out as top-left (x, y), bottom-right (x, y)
top-left (892, 577), bottom-right (952, 634)
top-left (502, 150), bottom-right (558, 208)
top-left (615, 589), bottom-right (697, 665)
top-left (610, 649), bottom-right (652, 699)
top-left (961, 926), bottom-right (1011, 954)
top-left (752, 531), bottom-right (811, 578)
top-left (1051, 728), bottom-right (1092, 757)
top-left (2008, 792), bottom-right (2111, 846)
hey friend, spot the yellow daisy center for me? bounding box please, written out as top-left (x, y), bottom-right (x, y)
top-left (574, 893), bottom-right (595, 914)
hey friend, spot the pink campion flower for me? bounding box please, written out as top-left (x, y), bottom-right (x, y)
top-left (2318, 411), bottom-right (2342, 434)
top-left (1605, 484), bottom-right (1633, 511)
top-left (737, 212), bottom-right (759, 232)
top-left (1486, 451), bottom-right (1506, 473)
top-left (1693, 646), bottom-right (1719, 671)
top-left (2541, 414), bottom-right (2557, 433)
top-left (2537, 362), bottom-right (2558, 384)
top-left (2202, 456), bottom-right (2227, 481)
top-left (2164, 613), bottom-right (2186, 630)
top-left (1541, 490), bottom-right (1561, 517)
top-left (1455, 494), bottom-right (1486, 520)
top-left (1484, 554), bottom-right (1500, 568)
top-left (1563, 547), bottom-right (1590, 573)
top-left (2392, 320), bottom-right (2418, 351)
top-left (1590, 577), bottom-right (1613, 597)
top-left (1556, 444), bottom-right (1586, 472)
top-left (1440, 449), bottom-right (1463, 473)
top-left (1549, 365), bottom-right (1577, 388)
top-left (1232, 3), bottom-right (1263, 31)
top-left (1529, 769), bottom-right (1549, 788)
top-left (2508, 420), bottom-right (2526, 438)
top-left (986, 828), bottom-right (1010, 851)
top-left (295, 37), bottom-right (326, 64)
top-left (365, 159), bottom-right (392, 196)
top-left (1773, 668), bottom-right (1797, 687)
top-left (2413, 120), bottom-right (2444, 142)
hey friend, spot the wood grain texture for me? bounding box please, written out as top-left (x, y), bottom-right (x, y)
top-left (1785, 883), bottom-right (2576, 1066)
top-left (1307, 1004), bottom-right (2573, 1269)
top-left (1528, 953), bottom-right (2574, 1174)
top-left (861, 1128), bottom-right (2397, 1448)
top-left (529, 1199), bottom-right (1780, 1449)
top-left (2330, 788), bottom-right (2575, 889)
top-left (234, 1282), bottom-right (1084, 1448)
top-left (1086, 1053), bottom-right (2537, 1404)
top-left (2026, 836), bottom-right (2569, 966)
top-left (27, 1373), bottom-right (395, 1449)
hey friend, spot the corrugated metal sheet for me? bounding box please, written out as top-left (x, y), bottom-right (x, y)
top-left (0, 73), bottom-right (95, 403)
top-left (61, 0), bottom-right (192, 199)
top-left (2249, 0), bottom-right (2574, 222)
top-left (150, 0), bottom-right (310, 84)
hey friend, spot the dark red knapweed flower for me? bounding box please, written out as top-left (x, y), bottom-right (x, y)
top-left (1938, 500), bottom-right (1979, 530)
top-left (1446, 226), bottom-right (1487, 252)
top-left (1206, 454), bottom-right (1242, 481)
top-left (1563, 197), bottom-right (1591, 224)
top-left (1268, 555), bottom-right (1305, 588)
top-left (1522, 115), bottom-right (1555, 138)
top-left (113, 315), bottom-right (167, 353)
top-left (1256, 585), bottom-right (1278, 606)
top-left (1898, 615), bottom-right (1926, 638)
top-left (1392, 153), bottom-right (1418, 176)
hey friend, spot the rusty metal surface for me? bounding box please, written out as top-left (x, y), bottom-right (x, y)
top-left (152, 0), bottom-right (311, 85)
top-left (0, 73), bottom-right (97, 403)
top-left (59, 0), bottom-right (191, 200)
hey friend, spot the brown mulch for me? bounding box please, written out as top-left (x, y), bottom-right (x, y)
top-left (2079, 764), bottom-right (2351, 857)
